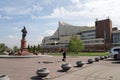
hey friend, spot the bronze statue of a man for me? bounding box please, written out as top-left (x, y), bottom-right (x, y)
top-left (21, 26), bottom-right (27, 39)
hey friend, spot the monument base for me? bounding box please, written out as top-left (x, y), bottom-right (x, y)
top-left (17, 48), bottom-right (29, 55)
top-left (20, 38), bottom-right (29, 55)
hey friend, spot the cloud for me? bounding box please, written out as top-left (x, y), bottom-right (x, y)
top-left (37, 36), bottom-right (44, 42)
top-left (0, 35), bottom-right (21, 48)
top-left (26, 29), bottom-right (56, 46)
top-left (12, 27), bottom-right (21, 31)
top-left (44, 0), bottom-right (53, 5)
top-left (0, 14), bottom-right (12, 20)
top-left (71, 0), bottom-right (80, 4)
top-left (31, 7), bottom-right (73, 19)
top-left (51, 7), bottom-right (69, 18)
top-left (8, 35), bottom-right (20, 40)
top-left (32, 5), bottom-right (43, 13)
top-left (27, 36), bottom-right (44, 46)
top-left (45, 29), bottom-right (56, 36)
top-left (70, 0), bottom-right (82, 8)
top-left (52, 0), bottom-right (120, 19)
top-left (8, 35), bottom-right (14, 39)
top-left (1, 0), bottom-right (120, 23)
top-left (32, 0), bottom-right (120, 22)
top-left (0, 5), bottom-right (43, 16)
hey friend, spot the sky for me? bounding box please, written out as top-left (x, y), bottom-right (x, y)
top-left (0, 0), bottom-right (120, 48)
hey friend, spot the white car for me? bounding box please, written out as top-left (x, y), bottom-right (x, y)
top-left (109, 47), bottom-right (120, 60)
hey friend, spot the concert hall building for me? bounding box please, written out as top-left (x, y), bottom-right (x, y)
top-left (41, 18), bottom-right (120, 52)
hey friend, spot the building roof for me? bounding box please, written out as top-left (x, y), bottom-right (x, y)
top-left (112, 30), bottom-right (120, 33)
top-left (43, 21), bottom-right (95, 42)
top-left (53, 21), bottom-right (95, 36)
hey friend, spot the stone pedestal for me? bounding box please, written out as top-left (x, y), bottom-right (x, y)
top-left (20, 39), bottom-right (29, 55)
top-left (21, 39), bottom-right (26, 49)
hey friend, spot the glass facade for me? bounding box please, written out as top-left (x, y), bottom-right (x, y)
top-left (112, 32), bottom-right (120, 44)
top-left (81, 30), bottom-right (95, 40)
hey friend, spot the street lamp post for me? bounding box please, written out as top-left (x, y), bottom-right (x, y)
top-left (54, 41), bottom-right (57, 45)
top-left (54, 41), bottom-right (58, 52)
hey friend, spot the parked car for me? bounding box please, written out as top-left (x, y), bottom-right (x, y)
top-left (109, 47), bottom-right (120, 60)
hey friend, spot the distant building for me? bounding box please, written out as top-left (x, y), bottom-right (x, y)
top-left (41, 18), bottom-right (120, 52)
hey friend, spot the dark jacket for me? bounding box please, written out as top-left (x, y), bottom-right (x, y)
top-left (63, 51), bottom-right (66, 58)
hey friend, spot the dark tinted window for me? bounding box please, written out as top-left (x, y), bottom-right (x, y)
top-left (113, 48), bottom-right (120, 52)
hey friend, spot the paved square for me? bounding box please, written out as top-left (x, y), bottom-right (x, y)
top-left (0, 56), bottom-right (120, 80)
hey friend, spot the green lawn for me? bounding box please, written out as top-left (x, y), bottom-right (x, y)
top-left (48, 52), bottom-right (109, 56)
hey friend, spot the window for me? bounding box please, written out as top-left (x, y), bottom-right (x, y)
top-left (113, 48), bottom-right (120, 52)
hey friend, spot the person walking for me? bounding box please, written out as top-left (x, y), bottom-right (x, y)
top-left (62, 51), bottom-right (66, 62)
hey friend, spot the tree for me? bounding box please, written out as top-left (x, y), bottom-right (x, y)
top-left (29, 45), bottom-right (33, 53)
top-left (0, 43), bottom-right (10, 55)
top-left (68, 35), bottom-right (84, 54)
top-left (27, 45), bottom-right (31, 52)
top-left (27, 44), bottom-right (42, 53)
top-left (37, 44), bottom-right (42, 52)
top-left (33, 45), bottom-right (36, 51)
top-left (13, 46), bottom-right (19, 52)
top-left (0, 43), bottom-right (8, 51)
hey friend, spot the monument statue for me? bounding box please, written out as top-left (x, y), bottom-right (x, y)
top-left (20, 26), bottom-right (28, 55)
top-left (21, 26), bottom-right (27, 39)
